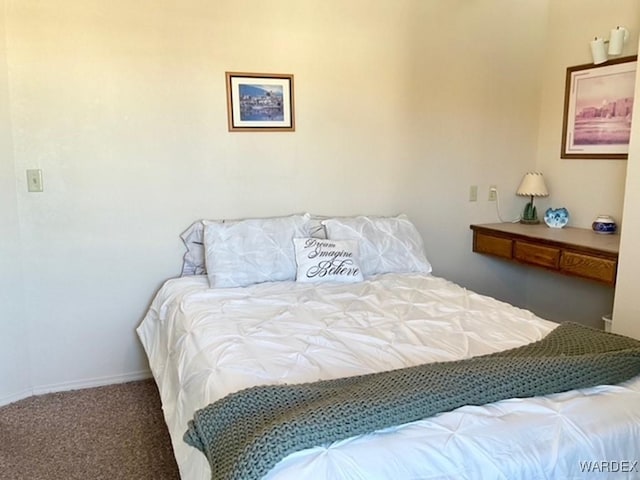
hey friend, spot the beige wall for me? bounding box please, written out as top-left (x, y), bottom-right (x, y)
top-left (613, 35), bottom-right (640, 340)
top-left (526, 0), bottom-right (639, 329)
top-left (4, 0), bottom-right (637, 403)
top-left (0, 0), bottom-right (31, 402)
top-left (1, 0), bottom-right (550, 402)
top-left (535, 0), bottom-right (639, 226)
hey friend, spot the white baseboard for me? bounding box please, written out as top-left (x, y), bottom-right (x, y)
top-left (0, 370), bottom-right (152, 407)
top-left (0, 387), bottom-right (35, 408)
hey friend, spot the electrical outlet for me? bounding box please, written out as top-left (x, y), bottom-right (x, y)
top-left (469, 185), bottom-right (478, 202)
top-left (488, 185), bottom-right (497, 201)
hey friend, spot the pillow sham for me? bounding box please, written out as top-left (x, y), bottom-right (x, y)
top-left (180, 221), bottom-right (207, 276)
top-left (204, 214), bottom-right (311, 288)
top-left (293, 238), bottom-right (363, 283)
top-left (322, 214), bottom-right (431, 277)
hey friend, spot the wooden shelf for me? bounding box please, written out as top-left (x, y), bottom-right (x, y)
top-left (470, 223), bottom-right (620, 286)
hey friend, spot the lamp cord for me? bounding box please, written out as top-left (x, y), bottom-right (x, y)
top-left (494, 188), bottom-right (521, 223)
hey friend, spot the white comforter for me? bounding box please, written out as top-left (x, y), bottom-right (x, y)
top-left (137, 273), bottom-right (640, 480)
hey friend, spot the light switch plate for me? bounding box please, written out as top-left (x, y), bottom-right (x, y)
top-left (27, 169), bottom-right (43, 192)
top-left (469, 185), bottom-right (478, 202)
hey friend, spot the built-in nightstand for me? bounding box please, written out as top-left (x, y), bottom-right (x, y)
top-left (470, 223), bottom-right (619, 286)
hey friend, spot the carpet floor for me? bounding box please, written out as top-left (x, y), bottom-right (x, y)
top-left (0, 379), bottom-right (181, 480)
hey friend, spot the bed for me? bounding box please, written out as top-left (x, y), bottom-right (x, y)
top-left (137, 213), bottom-right (640, 480)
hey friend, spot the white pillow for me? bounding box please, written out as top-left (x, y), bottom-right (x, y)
top-left (204, 214), bottom-right (311, 288)
top-left (180, 214), bottom-right (328, 276)
top-left (322, 214), bottom-right (431, 277)
top-left (293, 238), bottom-right (363, 283)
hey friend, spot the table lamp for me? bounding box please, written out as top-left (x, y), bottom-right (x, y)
top-left (516, 172), bottom-right (549, 224)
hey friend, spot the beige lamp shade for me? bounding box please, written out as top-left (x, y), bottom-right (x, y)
top-left (516, 172), bottom-right (549, 197)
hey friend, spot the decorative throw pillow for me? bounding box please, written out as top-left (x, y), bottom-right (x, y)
top-left (293, 238), bottom-right (363, 283)
top-left (204, 214), bottom-right (311, 288)
top-left (322, 214), bottom-right (432, 277)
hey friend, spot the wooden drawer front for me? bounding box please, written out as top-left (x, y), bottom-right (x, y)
top-left (513, 241), bottom-right (560, 269)
top-left (474, 233), bottom-right (512, 259)
top-left (560, 251), bottom-right (617, 284)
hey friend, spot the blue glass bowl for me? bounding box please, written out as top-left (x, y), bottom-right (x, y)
top-left (544, 208), bottom-right (569, 228)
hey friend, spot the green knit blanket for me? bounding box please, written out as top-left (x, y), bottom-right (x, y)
top-left (184, 323), bottom-right (640, 480)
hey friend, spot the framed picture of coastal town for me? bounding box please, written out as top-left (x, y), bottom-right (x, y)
top-left (225, 72), bottom-right (295, 132)
top-left (561, 55), bottom-right (636, 159)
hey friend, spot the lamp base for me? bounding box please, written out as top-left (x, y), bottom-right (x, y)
top-left (520, 218), bottom-right (540, 225)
